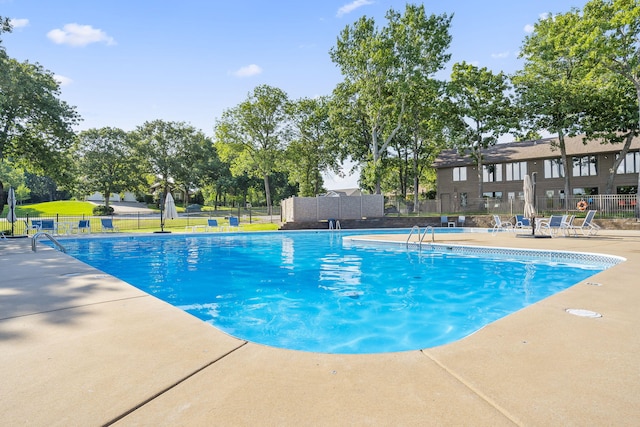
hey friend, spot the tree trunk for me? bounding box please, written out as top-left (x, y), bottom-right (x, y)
top-left (605, 132), bottom-right (634, 194)
top-left (558, 130), bottom-right (571, 209)
top-left (263, 174), bottom-right (272, 215)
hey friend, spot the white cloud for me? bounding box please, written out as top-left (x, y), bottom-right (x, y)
top-left (54, 74), bottom-right (72, 86)
top-left (491, 51), bottom-right (509, 59)
top-left (337, 0), bottom-right (374, 18)
top-left (232, 64), bottom-right (263, 77)
top-left (9, 18), bottom-right (29, 29)
top-left (47, 23), bottom-right (116, 47)
top-left (524, 13), bottom-right (552, 34)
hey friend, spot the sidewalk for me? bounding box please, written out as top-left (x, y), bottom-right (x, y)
top-left (1, 231), bottom-right (639, 425)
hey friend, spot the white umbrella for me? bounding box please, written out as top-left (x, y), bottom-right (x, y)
top-left (523, 174), bottom-right (536, 234)
top-left (163, 192), bottom-right (178, 221)
top-left (7, 187), bottom-right (17, 236)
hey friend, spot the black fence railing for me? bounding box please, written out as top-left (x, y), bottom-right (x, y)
top-left (1, 207), bottom-right (283, 237)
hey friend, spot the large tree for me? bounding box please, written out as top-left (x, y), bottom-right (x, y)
top-left (513, 9), bottom-right (591, 203)
top-left (329, 3), bottom-right (452, 194)
top-left (0, 19), bottom-right (80, 212)
top-left (134, 120), bottom-right (205, 203)
top-left (285, 96), bottom-right (339, 196)
top-left (214, 85), bottom-right (290, 214)
top-left (448, 62), bottom-right (516, 198)
top-left (578, 0), bottom-right (640, 212)
top-left (76, 127), bottom-right (144, 209)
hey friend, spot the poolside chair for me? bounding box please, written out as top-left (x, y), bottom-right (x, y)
top-left (228, 216), bottom-right (239, 231)
top-left (205, 219), bottom-right (219, 232)
top-left (29, 219), bottom-right (57, 234)
top-left (100, 218), bottom-right (118, 232)
top-left (515, 215), bottom-right (532, 229)
top-left (538, 215), bottom-right (564, 236)
top-left (457, 216), bottom-right (466, 227)
top-left (440, 215), bottom-right (448, 227)
top-left (567, 210), bottom-right (600, 236)
top-left (491, 215), bottom-right (513, 234)
top-left (76, 219), bottom-right (91, 234)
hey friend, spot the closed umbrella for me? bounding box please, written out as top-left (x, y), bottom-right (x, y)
top-left (7, 187), bottom-right (17, 236)
top-left (161, 192), bottom-right (178, 232)
top-left (523, 174), bottom-right (536, 235)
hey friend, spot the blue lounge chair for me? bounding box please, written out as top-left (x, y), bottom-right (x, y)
top-left (76, 219), bottom-right (91, 234)
top-left (101, 218), bottom-right (118, 232)
top-left (206, 219), bottom-right (219, 232)
top-left (30, 219), bottom-right (57, 234)
top-left (567, 210), bottom-right (600, 236)
top-left (228, 216), bottom-right (239, 230)
top-left (538, 215), bottom-right (564, 236)
top-left (515, 215), bottom-right (531, 229)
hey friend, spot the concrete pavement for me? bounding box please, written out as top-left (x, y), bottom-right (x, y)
top-left (1, 230), bottom-right (639, 426)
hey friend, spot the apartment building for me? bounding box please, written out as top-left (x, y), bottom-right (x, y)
top-left (433, 135), bottom-right (640, 211)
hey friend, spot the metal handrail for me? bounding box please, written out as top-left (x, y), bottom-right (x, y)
top-left (32, 232), bottom-right (66, 253)
top-left (421, 226), bottom-right (435, 245)
top-left (406, 225), bottom-right (435, 250)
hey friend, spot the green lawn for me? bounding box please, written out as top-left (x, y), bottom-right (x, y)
top-left (1, 201), bottom-right (280, 234)
top-left (1, 200), bottom-right (96, 217)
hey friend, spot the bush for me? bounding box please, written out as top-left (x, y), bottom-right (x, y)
top-left (93, 205), bottom-right (114, 215)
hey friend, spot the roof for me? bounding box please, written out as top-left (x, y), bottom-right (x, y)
top-left (433, 134), bottom-right (640, 169)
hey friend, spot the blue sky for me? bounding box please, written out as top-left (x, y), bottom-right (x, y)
top-left (3, 0), bottom-right (585, 188)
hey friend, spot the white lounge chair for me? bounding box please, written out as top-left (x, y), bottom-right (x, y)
top-left (491, 215), bottom-right (513, 234)
top-left (567, 210), bottom-right (600, 236)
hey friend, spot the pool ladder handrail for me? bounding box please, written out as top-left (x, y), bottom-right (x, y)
top-left (329, 219), bottom-right (341, 230)
top-left (406, 225), bottom-right (434, 249)
top-left (32, 232), bottom-right (66, 253)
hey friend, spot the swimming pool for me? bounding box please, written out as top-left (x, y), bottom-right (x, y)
top-left (59, 230), bottom-right (621, 354)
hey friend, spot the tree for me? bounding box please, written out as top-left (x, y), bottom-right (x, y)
top-left (329, 3), bottom-right (452, 194)
top-left (76, 127), bottom-right (144, 209)
top-left (578, 0), bottom-right (640, 212)
top-left (134, 120), bottom-right (204, 203)
top-left (513, 10), bottom-right (591, 203)
top-left (285, 96), bottom-right (339, 196)
top-left (214, 85), bottom-right (290, 214)
top-left (0, 19), bottom-right (80, 212)
top-left (402, 78), bottom-right (450, 211)
top-left (448, 62), bottom-right (516, 198)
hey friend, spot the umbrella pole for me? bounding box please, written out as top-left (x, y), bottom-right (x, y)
top-left (160, 192), bottom-right (164, 232)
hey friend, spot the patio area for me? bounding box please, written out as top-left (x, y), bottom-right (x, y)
top-left (1, 230), bottom-right (639, 426)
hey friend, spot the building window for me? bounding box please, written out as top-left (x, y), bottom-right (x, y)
top-left (572, 155), bottom-right (597, 177)
top-left (453, 167), bottom-right (467, 181)
top-left (616, 152), bottom-right (640, 174)
top-left (483, 164), bottom-right (502, 182)
top-left (544, 159), bottom-right (564, 178)
top-left (505, 162), bottom-right (527, 181)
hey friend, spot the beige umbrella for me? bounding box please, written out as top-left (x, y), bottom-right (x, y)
top-left (523, 174), bottom-right (536, 234)
top-left (160, 192), bottom-right (178, 232)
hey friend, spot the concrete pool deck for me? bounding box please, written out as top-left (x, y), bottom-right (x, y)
top-left (1, 230), bottom-right (639, 425)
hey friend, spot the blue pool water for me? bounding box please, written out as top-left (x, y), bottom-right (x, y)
top-left (59, 230), bottom-right (619, 354)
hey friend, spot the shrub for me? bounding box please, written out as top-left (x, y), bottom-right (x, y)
top-left (93, 205), bottom-right (114, 215)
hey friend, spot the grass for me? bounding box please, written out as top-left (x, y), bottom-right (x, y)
top-left (2, 200), bottom-right (96, 217)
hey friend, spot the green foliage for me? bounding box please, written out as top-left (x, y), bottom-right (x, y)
top-left (215, 85), bottom-right (290, 212)
top-left (92, 205), bottom-right (115, 215)
top-left (448, 61), bottom-right (516, 197)
top-left (329, 3), bottom-right (453, 194)
top-left (285, 96), bottom-right (338, 196)
top-left (76, 127), bottom-right (144, 209)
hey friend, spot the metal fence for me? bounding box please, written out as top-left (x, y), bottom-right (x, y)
top-left (1, 207), bottom-right (282, 237)
top-left (385, 194), bottom-right (639, 219)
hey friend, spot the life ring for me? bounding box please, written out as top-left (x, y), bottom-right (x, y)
top-left (577, 200), bottom-right (588, 211)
